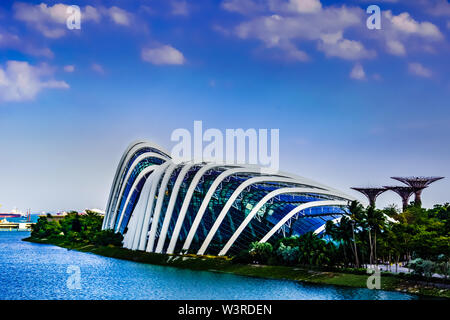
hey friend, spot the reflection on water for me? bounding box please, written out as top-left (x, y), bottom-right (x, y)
top-left (0, 232), bottom-right (417, 300)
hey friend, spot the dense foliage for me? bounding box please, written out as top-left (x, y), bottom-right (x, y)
top-left (234, 201), bottom-right (450, 278)
top-left (31, 211), bottom-right (123, 247)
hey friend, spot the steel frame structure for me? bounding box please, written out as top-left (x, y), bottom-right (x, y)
top-left (391, 176), bottom-right (444, 207)
top-left (103, 141), bottom-right (355, 256)
top-left (383, 186), bottom-right (415, 211)
top-left (350, 187), bottom-right (387, 207)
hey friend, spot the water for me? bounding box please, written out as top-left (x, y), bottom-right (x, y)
top-left (0, 215), bottom-right (38, 233)
top-left (0, 214), bottom-right (39, 225)
top-left (0, 232), bottom-right (418, 300)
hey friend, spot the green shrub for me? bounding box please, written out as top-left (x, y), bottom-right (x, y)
top-left (276, 243), bottom-right (300, 266)
top-left (31, 217), bottom-right (61, 238)
top-left (93, 229), bottom-right (124, 247)
top-left (408, 258), bottom-right (436, 278)
top-left (275, 236), bottom-right (300, 250)
top-left (249, 242), bottom-right (273, 264)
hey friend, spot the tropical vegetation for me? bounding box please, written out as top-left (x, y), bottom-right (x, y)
top-left (25, 203), bottom-right (450, 298)
top-left (30, 211), bottom-right (123, 247)
top-left (29, 201), bottom-right (450, 280)
top-left (235, 201), bottom-right (450, 279)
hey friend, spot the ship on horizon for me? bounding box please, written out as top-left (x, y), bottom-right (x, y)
top-left (0, 213), bottom-right (21, 218)
top-left (0, 207), bottom-right (32, 220)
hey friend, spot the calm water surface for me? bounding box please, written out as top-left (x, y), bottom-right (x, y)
top-left (0, 232), bottom-right (418, 300)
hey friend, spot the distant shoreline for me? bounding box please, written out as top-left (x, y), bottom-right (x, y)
top-left (23, 236), bottom-right (449, 299)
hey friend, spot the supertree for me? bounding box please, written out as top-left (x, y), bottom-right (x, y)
top-left (351, 187), bottom-right (387, 208)
top-left (391, 177), bottom-right (444, 207)
top-left (383, 186), bottom-right (415, 211)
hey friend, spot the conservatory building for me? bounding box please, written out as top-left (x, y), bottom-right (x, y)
top-left (102, 141), bottom-right (354, 256)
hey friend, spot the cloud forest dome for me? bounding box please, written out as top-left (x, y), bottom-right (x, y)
top-left (102, 140), bottom-right (355, 256)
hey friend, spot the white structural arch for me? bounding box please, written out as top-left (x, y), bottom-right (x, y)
top-left (104, 141), bottom-right (170, 230)
top-left (154, 163), bottom-right (195, 253)
top-left (104, 140), bottom-right (142, 228)
top-left (122, 169), bottom-right (156, 248)
top-left (197, 176), bottom-right (306, 255)
top-left (103, 141), bottom-right (152, 229)
top-left (109, 152), bottom-right (169, 230)
top-left (135, 162), bottom-right (171, 251)
top-left (115, 165), bottom-right (161, 234)
top-left (313, 217), bottom-right (342, 235)
top-left (166, 163), bottom-right (251, 254)
top-left (103, 141), bottom-right (356, 256)
top-left (146, 162), bottom-right (179, 252)
top-left (218, 188), bottom-right (350, 256)
top-left (181, 167), bottom-right (288, 252)
top-left (104, 141), bottom-right (169, 221)
top-left (259, 200), bottom-right (348, 243)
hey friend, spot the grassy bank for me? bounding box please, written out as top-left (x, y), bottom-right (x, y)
top-left (23, 236), bottom-right (449, 299)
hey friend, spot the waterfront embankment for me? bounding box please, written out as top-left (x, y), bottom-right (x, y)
top-left (0, 232), bottom-right (415, 300)
top-left (23, 236), bottom-right (450, 299)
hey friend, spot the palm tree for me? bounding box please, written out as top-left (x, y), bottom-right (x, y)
top-left (347, 201), bottom-right (365, 267)
top-left (365, 206), bottom-right (386, 265)
top-left (297, 232), bottom-right (331, 266)
top-left (326, 215), bottom-right (359, 267)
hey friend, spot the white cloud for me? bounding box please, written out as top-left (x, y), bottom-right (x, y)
top-left (141, 45), bottom-right (186, 65)
top-left (386, 40), bottom-right (406, 56)
top-left (84, 5), bottom-right (101, 23)
top-left (222, 0), bottom-right (323, 15)
top-left (41, 80), bottom-right (70, 89)
top-left (349, 63), bottom-right (366, 80)
top-left (13, 2), bottom-right (101, 38)
top-left (107, 6), bottom-right (131, 26)
top-left (318, 31), bottom-right (375, 60)
top-left (91, 63), bottom-right (105, 74)
top-left (14, 3), bottom-right (68, 24)
top-left (350, 9), bottom-right (447, 57)
top-left (235, 7), bottom-right (363, 43)
top-left (226, 4), bottom-right (373, 62)
top-left (426, 0), bottom-right (450, 17)
top-left (359, 0), bottom-right (398, 2)
top-left (220, 1), bottom-right (446, 61)
top-left (171, 1), bottom-right (190, 16)
top-left (284, 44), bottom-right (309, 61)
top-left (0, 60), bottom-right (69, 102)
top-left (0, 30), bottom-right (54, 58)
top-left (373, 10), bottom-right (445, 57)
top-left (269, 0), bottom-right (322, 14)
top-left (22, 46), bottom-right (54, 58)
top-left (63, 65), bottom-right (75, 72)
top-left (222, 0), bottom-right (266, 15)
top-left (384, 11), bottom-right (443, 40)
top-left (408, 62), bottom-right (432, 78)
top-left (13, 3), bottom-right (132, 38)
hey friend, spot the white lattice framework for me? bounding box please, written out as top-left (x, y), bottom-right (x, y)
top-left (103, 141), bottom-right (354, 256)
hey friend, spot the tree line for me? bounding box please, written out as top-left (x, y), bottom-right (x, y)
top-left (29, 202), bottom-right (450, 278)
top-left (235, 201), bottom-right (450, 279)
top-left (31, 211), bottom-right (123, 246)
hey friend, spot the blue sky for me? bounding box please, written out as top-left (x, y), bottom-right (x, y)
top-left (0, 0), bottom-right (449, 213)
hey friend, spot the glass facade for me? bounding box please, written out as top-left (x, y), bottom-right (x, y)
top-left (104, 143), bottom-right (352, 256)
